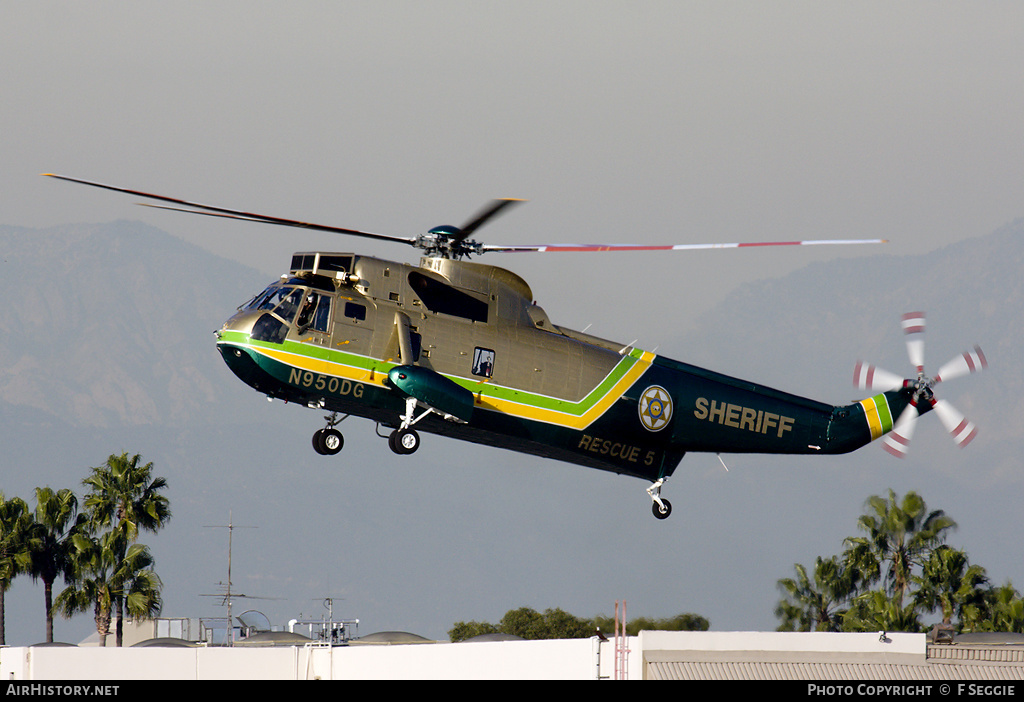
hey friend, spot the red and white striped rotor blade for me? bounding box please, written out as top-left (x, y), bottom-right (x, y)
top-left (482, 238), bottom-right (887, 254)
top-left (931, 399), bottom-right (978, 448)
top-left (853, 361), bottom-right (905, 392)
top-left (935, 345), bottom-right (988, 384)
top-left (901, 311), bottom-right (926, 373)
top-left (882, 405), bottom-right (920, 458)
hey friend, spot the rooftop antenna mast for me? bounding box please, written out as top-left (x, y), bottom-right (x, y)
top-left (203, 511), bottom-right (256, 646)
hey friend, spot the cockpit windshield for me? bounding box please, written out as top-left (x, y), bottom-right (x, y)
top-left (246, 286), bottom-right (304, 323)
top-left (243, 284), bottom-right (276, 311)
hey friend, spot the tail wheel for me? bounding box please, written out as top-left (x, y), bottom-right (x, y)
top-left (652, 499), bottom-right (672, 520)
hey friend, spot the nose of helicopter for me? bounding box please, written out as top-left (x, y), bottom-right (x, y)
top-left (214, 310), bottom-right (281, 397)
top-left (218, 308), bottom-right (262, 336)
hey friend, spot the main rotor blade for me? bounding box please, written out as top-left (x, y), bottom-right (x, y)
top-left (935, 345), bottom-right (988, 383)
top-left (43, 174), bottom-right (418, 248)
top-left (455, 198), bottom-right (525, 243)
top-left (481, 238), bottom-right (887, 253)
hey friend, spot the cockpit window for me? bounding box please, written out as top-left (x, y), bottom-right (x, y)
top-left (312, 296), bottom-right (331, 332)
top-left (251, 286), bottom-right (304, 322)
top-left (241, 284), bottom-right (277, 311)
top-left (297, 292), bottom-right (332, 333)
top-left (275, 289), bottom-right (304, 322)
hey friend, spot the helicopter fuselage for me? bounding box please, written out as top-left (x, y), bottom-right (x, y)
top-left (43, 174), bottom-right (976, 519)
top-left (215, 252), bottom-right (914, 483)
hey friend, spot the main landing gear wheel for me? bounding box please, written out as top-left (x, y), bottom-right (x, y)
top-left (389, 428), bottom-right (420, 455)
top-left (313, 428), bottom-right (344, 455)
top-left (652, 499), bottom-right (672, 520)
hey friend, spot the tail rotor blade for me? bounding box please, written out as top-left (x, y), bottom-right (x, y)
top-left (935, 345), bottom-right (988, 383)
top-left (853, 361), bottom-right (905, 392)
top-left (931, 399), bottom-right (978, 448)
top-left (882, 405), bottom-right (919, 458)
top-left (901, 311), bottom-right (926, 373)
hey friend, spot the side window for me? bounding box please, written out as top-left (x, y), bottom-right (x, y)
top-left (472, 347), bottom-right (495, 378)
top-left (311, 296), bottom-right (332, 332)
top-left (296, 292), bottom-right (320, 329)
top-left (408, 271), bottom-right (488, 323)
top-left (344, 301), bottom-right (367, 321)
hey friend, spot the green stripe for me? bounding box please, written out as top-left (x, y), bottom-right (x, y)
top-left (872, 393), bottom-right (894, 433)
top-left (217, 330), bottom-right (645, 418)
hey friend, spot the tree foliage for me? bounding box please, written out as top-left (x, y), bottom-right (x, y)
top-left (0, 493), bottom-right (33, 645)
top-left (2, 451), bottom-right (169, 646)
top-left (81, 452), bottom-right (170, 646)
top-left (775, 490), bottom-right (1023, 634)
top-left (28, 487), bottom-right (84, 643)
top-left (449, 607), bottom-right (708, 642)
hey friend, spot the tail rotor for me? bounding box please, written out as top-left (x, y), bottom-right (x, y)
top-left (855, 311), bottom-right (986, 457)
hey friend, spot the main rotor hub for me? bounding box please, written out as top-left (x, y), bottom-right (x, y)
top-left (416, 226), bottom-right (484, 259)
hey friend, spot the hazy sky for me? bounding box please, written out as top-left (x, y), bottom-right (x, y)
top-left (7, 4), bottom-right (1023, 287)
top-left (3, 3), bottom-right (1023, 643)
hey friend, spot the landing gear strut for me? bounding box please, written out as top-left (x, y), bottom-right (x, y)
top-left (313, 412), bottom-right (347, 455)
top-left (388, 397), bottom-right (424, 455)
top-left (647, 478), bottom-right (672, 520)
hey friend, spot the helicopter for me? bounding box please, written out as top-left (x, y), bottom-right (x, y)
top-left (45, 174), bottom-right (987, 518)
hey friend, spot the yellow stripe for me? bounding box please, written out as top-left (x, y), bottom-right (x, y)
top-left (250, 344), bottom-right (655, 429)
top-left (256, 345), bottom-right (391, 386)
top-left (474, 351), bottom-right (655, 428)
top-left (859, 397), bottom-right (883, 440)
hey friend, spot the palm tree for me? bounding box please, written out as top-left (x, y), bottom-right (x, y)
top-left (82, 452), bottom-right (170, 646)
top-left (973, 583), bottom-right (1024, 634)
top-left (55, 530), bottom-right (162, 647)
top-left (842, 589), bottom-right (923, 633)
top-left (0, 493), bottom-right (33, 645)
top-left (775, 555), bottom-right (861, 631)
top-left (54, 530), bottom-right (119, 646)
top-left (843, 490), bottom-right (957, 609)
top-left (28, 487), bottom-right (83, 643)
top-left (119, 546), bottom-right (163, 625)
top-left (914, 545), bottom-right (988, 629)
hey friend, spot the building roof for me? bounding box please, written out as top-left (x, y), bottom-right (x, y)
top-left (643, 632), bottom-right (1024, 680)
top-left (350, 631), bottom-right (436, 645)
top-left (233, 631), bottom-right (313, 647)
